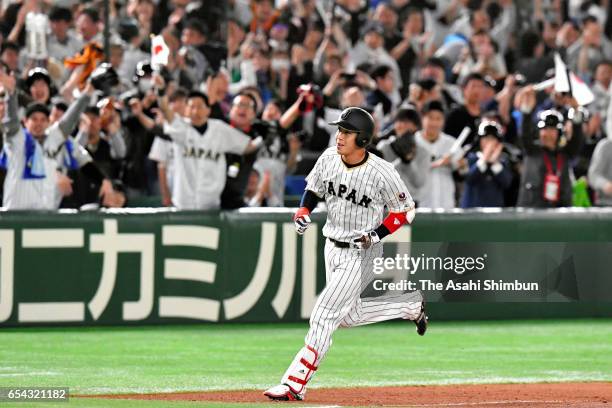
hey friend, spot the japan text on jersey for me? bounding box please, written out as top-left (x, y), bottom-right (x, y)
top-left (305, 147), bottom-right (414, 242)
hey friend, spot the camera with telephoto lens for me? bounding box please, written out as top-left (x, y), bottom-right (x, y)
top-left (340, 72), bottom-right (357, 81)
top-left (90, 63), bottom-right (120, 96)
top-left (251, 119), bottom-right (280, 149)
top-left (390, 131), bottom-right (417, 164)
top-left (417, 77), bottom-right (437, 91)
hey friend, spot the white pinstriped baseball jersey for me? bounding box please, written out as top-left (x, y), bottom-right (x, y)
top-left (163, 117), bottom-right (251, 210)
top-left (272, 148), bottom-right (423, 401)
top-left (305, 146), bottom-right (414, 242)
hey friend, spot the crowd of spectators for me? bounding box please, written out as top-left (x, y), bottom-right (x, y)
top-left (1, 0), bottom-right (612, 211)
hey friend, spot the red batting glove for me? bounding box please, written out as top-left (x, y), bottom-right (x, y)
top-left (293, 207), bottom-right (311, 235)
top-left (293, 207), bottom-right (310, 221)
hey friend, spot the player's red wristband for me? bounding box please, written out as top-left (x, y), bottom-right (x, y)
top-left (382, 211), bottom-right (408, 234)
top-left (293, 207), bottom-right (310, 221)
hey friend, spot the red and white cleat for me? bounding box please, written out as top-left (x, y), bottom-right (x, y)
top-left (263, 384), bottom-right (303, 401)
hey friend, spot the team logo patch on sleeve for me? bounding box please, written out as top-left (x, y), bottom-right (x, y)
top-left (398, 192), bottom-right (406, 201)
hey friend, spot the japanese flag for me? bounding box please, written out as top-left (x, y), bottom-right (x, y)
top-left (151, 34), bottom-right (169, 69)
top-left (554, 53), bottom-right (594, 106)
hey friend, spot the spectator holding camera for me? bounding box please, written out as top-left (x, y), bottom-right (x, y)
top-left (322, 68), bottom-right (373, 109)
top-left (251, 99), bottom-right (302, 207)
top-left (460, 118), bottom-right (513, 208)
top-left (406, 76), bottom-right (446, 115)
top-left (515, 86), bottom-right (585, 208)
top-left (121, 61), bottom-right (163, 198)
top-left (221, 91), bottom-right (308, 209)
top-left (377, 106), bottom-right (429, 203)
top-left (76, 105), bottom-right (126, 175)
top-left (417, 57), bottom-right (463, 110)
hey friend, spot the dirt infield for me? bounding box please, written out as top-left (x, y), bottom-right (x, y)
top-left (98, 382), bottom-right (612, 407)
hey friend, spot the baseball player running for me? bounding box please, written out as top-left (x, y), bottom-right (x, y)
top-left (264, 107), bottom-right (428, 401)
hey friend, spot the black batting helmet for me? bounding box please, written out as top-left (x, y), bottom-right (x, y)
top-left (328, 107), bottom-right (375, 148)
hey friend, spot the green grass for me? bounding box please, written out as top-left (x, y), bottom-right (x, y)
top-left (0, 319), bottom-right (611, 407)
